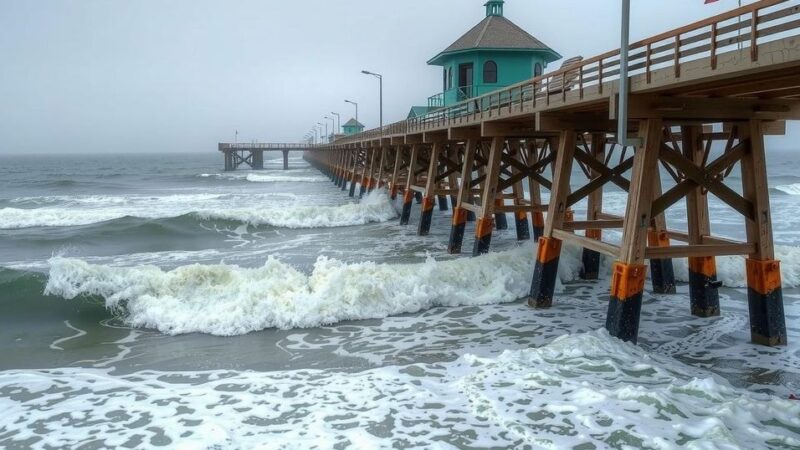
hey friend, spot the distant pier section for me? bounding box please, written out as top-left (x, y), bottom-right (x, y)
top-left (218, 143), bottom-right (314, 171)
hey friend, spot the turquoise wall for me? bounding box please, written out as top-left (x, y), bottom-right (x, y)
top-left (436, 51), bottom-right (549, 107)
top-left (343, 125), bottom-right (363, 136)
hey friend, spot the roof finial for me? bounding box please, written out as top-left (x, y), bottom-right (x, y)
top-left (484, 0), bottom-right (504, 17)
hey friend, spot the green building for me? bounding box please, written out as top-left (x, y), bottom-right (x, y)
top-left (423, 0), bottom-right (561, 109)
top-left (342, 118), bottom-right (365, 136)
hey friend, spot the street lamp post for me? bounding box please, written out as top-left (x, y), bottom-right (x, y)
top-left (318, 122), bottom-right (327, 144)
top-left (324, 116), bottom-right (335, 142)
top-left (330, 112), bottom-right (341, 134)
top-left (361, 70), bottom-right (383, 133)
top-left (617, 0), bottom-right (641, 146)
top-left (344, 100), bottom-right (358, 122)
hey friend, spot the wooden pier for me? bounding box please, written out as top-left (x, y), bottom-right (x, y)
top-left (218, 143), bottom-right (311, 171)
top-left (206, 0), bottom-right (800, 346)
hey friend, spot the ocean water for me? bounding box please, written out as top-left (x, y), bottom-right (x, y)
top-left (1, 151), bottom-right (800, 449)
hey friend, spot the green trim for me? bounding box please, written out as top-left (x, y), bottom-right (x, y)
top-left (428, 47), bottom-right (562, 66)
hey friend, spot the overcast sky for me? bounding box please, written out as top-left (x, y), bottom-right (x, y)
top-left (0, 0), bottom-right (791, 154)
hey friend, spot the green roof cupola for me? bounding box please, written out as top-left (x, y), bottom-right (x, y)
top-left (425, 1), bottom-right (562, 108)
top-left (485, 0), bottom-right (504, 17)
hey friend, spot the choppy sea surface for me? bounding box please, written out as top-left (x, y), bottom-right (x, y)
top-left (1, 151), bottom-right (800, 449)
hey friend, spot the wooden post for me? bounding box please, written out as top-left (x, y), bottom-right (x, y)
top-left (509, 139), bottom-right (531, 241)
top-left (529, 131), bottom-right (573, 308)
top-left (528, 140), bottom-right (545, 240)
top-left (359, 147), bottom-right (371, 198)
top-left (741, 119), bottom-right (786, 346)
top-left (282, 149), bottom-right (289, 170)
top-left (349, 148), bottom-right (360, 197)
top-left (605, 119), bottom-right (662, 344)
top-left (390, 146), bottom-right (403, 200)
top-left (472, 137), bottom-right (504, 256)
top-left (367, 146), bottom-right (378, 194)
top-left (447, 144), bottom-right (461, 211)
top-left (376, 146), bottom-right (387, 189)
top-left (400, 144), bottom-right (419, 225)
top-left (419, 142), bottom-right (442, 236)
top-left (340, 151), bottom-right (350, 191)
top-left (581, 133), bottom-right (606, 280)
top-left (682, 125), bottom-right (721, 318)
top-left (449, 139), bottom-right (476, 254)
top-left (648, 151), bottom-right (677, 295)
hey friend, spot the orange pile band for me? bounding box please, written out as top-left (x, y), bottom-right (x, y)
top-left (746, 258), bottom-right (782, 295)
top-left (688, 256), bottom-right (717, 277)
top-left (403, 190), bottom-right (414, 203)
top-left (421, 197), bottom-right (435, 212)
top-left (475, 217), bottom-right (494, 238)
top-left (452, 208), bottom-right (467, 225)
top-left (610, 262), bottom-right (647, 300)
top-left (533, 212), bottom-right (545, 227)
top-left (516, 211), bottom-right (528, 221)
top-left (647, 229), bottom-right (670, 247)
top-left (586, 229), bottom-right (602, 240)
top-left (536, 237), bottom-right (562, 264)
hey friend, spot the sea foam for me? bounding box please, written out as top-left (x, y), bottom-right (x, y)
top-left (1, 330), bottom-right (797, 448)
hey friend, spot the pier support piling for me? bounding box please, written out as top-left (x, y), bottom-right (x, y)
top-left (580, 133), bottom-right (606, 280)
top-left (528, 131), bottom-right (573, 308)
top-left (605, 119), bottom-right (661, 343)
top-left (742, 120), bottom-right (787, 346)
top-left (472, 137), bottom-right (504, 256)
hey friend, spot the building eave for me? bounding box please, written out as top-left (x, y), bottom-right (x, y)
top-left (427, 47), bottom-right (562, 66)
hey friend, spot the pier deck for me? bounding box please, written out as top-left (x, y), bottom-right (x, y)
top-left (218, 143), bottom-right (311, 171)
top-left (304, 0), bottom-right (798, 346)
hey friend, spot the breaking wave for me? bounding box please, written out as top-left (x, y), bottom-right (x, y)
top-left (245, 173), bottom-right (327, 183)
top-left (774, 183), bottom-right (800, 196)
top-left (40, 237), bottom-right (800, 336)
top-left (193, 190), bottom-right (397, 228)
top-left (0, 190), bottom-right (396, 230)
top-left (43, 244), bottom-right (541, 336)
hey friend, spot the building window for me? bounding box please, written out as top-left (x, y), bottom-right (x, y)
top-left (534, 63), bottom-right (543, 77)
top-left (448, 67), bottom-right (453, 90)
top-left (443, 68), bottom-right (447, 91)
top-left (483, 60), bottom-right (498, 84)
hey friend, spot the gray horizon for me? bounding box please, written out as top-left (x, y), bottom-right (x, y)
top-left (0, 0), bottom-right (794, 154)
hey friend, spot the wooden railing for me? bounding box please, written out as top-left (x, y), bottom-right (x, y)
top-left (219, 143), bottom-right (316, 151)
top-left (328, 0), bottom-right (800, 147)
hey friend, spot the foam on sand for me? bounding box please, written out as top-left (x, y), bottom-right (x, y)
top-left (1, 330), bottom-right (797, 448)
